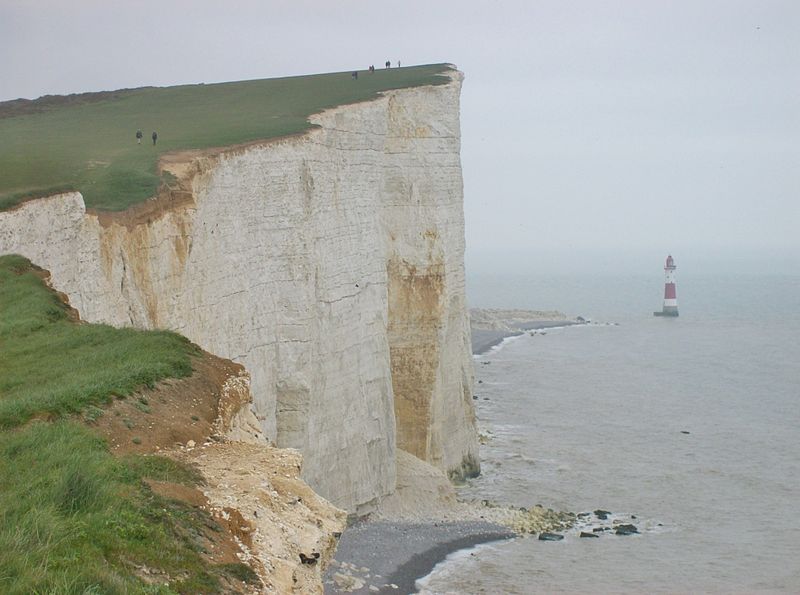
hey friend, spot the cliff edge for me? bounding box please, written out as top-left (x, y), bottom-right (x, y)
top-left (0, 70), bottom-right (479, 512)
top-left (0, 255), bottom-right (345, 593)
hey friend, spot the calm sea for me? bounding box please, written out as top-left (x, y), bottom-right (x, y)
top-left (418, 272), bottom-right (800, 594)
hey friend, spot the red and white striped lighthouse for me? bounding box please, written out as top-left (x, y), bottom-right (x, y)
top-left (654, 254), bottom-right (679, 317)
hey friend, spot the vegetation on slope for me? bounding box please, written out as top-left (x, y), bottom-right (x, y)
top-left (0, 254), bottom-right (196, 429)
top-left (0, 64), bottom-right (453, 211)
top-left (0, 255), bottom-right (255, 593)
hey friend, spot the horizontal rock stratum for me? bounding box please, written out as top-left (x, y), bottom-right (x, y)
top-left (0, 69), bottom-right (479, 512)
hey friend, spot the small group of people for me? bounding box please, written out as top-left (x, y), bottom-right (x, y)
top-left (356, 61), bottom-right (401, 79)
top-left (135, 129), bottom-right (158, 145)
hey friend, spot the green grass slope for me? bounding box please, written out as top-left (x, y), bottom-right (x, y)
top-left (0, 255), bottom-right (254, 593)
top-left (0, 64), bottom-right (452, 212)
top-left (0, 254), bottom-right (196, 428)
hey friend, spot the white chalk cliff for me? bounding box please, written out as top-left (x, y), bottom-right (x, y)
top-left (0, 70), bottom-right (479, 512)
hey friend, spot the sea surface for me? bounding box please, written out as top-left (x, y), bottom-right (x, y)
top-left (418, 272), bottom-right (800, 594)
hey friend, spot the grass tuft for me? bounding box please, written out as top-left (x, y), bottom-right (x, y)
top-left (83, 405), bottom-right (104, 423)
top-left (218, 562), bottom-right (261, 585)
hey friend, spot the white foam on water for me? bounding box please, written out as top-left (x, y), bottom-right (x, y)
top-left (414, 540), bottom-right (513, 595)
top-left (471, 332), bottom-right (526, 358)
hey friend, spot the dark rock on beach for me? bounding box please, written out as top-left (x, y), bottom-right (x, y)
top-left (615, 524), bottom-right (639, 535)
top-left (594, 509), bottom-right (611, 520)
top-left (538, 532), bottom-right (564, 541)
top-left (580, 531), bottom-right (600, 538)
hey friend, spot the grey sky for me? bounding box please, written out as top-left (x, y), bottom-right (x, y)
top-left (2, 0), bottom-right (798, 274)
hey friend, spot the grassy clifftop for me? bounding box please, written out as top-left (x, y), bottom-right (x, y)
top-left (0, 64), bottom-right (453, 212)
top-left (0, 255), bottom-right (259, 593)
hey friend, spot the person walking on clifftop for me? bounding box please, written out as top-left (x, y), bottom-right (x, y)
top-left (136, 129), bottom-right (143, 144)
top-left (151, 131), bottom-right (158, 145)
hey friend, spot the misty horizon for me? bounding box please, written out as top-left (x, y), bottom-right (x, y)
top-left (2, 0), bottom-right (798, 277)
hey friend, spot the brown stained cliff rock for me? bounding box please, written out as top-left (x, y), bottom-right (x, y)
top-left (92, 156), bottom-right (203, 328)
top-left (387, 257), bottom-right (444, 462)
top-left (89, 139), bottom-right (305, 332)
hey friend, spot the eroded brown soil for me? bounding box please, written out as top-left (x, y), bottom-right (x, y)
top-left (88, 349), bottom-right (345, 593)
top-left (91, 353), bottom-right (239, 455)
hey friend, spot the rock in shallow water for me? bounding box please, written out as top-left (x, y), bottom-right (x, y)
top-left (615, 524), bottom-right (639, 535)
top-left (580, 531), bottom-right (599, 538)
top-left (594, 509), bottom-right (611, 520)
top-left (538, 532), bottom-right (564, 541)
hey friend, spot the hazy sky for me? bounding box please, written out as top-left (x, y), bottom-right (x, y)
top-left (2, 0), bottom-right (798, 274)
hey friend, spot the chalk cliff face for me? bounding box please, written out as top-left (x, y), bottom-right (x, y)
top-left (0, 71), bottom-right (478, 511)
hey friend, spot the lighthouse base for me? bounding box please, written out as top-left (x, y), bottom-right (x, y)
top-left (654, 308), bottom-right (679, 317)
